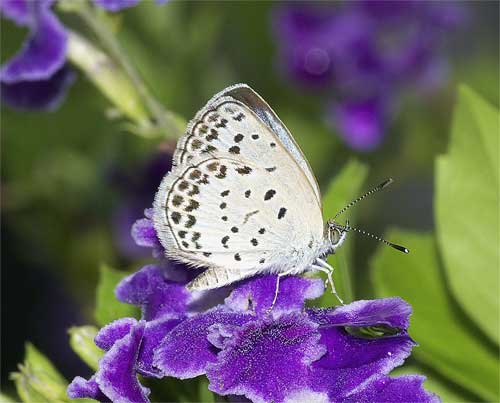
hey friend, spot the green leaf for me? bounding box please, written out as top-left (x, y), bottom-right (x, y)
top-left (68, 326), bottom-right (103, 371)
top-left (10, 343), bottom-right (68, 402)
top-left (372, 230), bottom-right (499, 402)
top-left (391, 365), bottom-right (466, 403)
top-left (319, 159), bottom-right (369, 305)
top-left (197, 377), bottom-right (215, 403)
top-left (95, 264), bottom-right (139, 326)
top-left (435, 85), bottom-right (499, 344)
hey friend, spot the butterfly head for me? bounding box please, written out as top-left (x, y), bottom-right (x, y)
top-left (326, 219), bottom-right (349, 252)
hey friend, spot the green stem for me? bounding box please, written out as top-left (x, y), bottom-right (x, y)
top-left (59, 0), bottom-right (186, 138)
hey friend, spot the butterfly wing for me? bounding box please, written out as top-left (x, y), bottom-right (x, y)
top-left (172, 84), bottom-right (322, 208)
top-left (154, 85), bottom-right (325, 290)
top-left (154, 155), bottom-right (324, 289)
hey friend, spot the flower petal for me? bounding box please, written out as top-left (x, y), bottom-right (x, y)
top-left (153, 308), bottom-right (252, 379)
top-left (0, 65), bottom-right (75, 111)
top-left (137, 316), bottom-right (183, 377)
top-left (131, 216), bottom-right (161, 250)
top-left (309, 297), bottom-right (411, 330)
top-left (96, 321), bottom-right (150, 403)
top-left (225, 275), bottom-right (324, 317)
top-left (95, 317), bottom-right (137, 351)
top-left (343, 375), bottom-right (440, 403)
top-left (307, 298), bottom-right (416, 399)
top-left (207, 313), bottom-right (326, 403)
top-left (310, 325), bottom-right (415, 399)
top-left (0, 4), bottom-right (66, 83)
top-left (0, 0), bottom-right (31, 26)
top-left (67, 375), bottom-right (109, 402)
top-left (93, 0), bottom-right (140, 12)
top-left (115, 264), bottom-right (190, 321)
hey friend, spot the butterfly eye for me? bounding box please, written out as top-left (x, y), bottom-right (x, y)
top-left (330, 227), bottom-right (342, 245)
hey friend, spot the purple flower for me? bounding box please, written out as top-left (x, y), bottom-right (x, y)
top-left (0, 0), bottom-right (167, 111)
top-left (68, 247), bottom-right (438, 403)
top-left (272, 1), bottom-right (465, 150)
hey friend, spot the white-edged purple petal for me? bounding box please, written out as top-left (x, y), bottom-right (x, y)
top-left (96, 320), bottom-right (150, 403)
top-left (137, 316), bottom-right (183, 377)
top-left (207, 313), bottom-right (326, 403)
top-left (67, 375), bottom-right (109, 402)
top-left (95, 317), bottom-right (138, 351)
top-left (1, 3), bottom-right (66, 83)
top-left (343, 375), bottom-right (440, 403)
top-left (310, 297), bottom-right (411, 330)
top-left (115, 264), bottom-right (190, 321)
top-left (153, 308), bottom-right (253, 379)
top-left (225, 274), bottom-right (324, 317)
top-left (309, 325), bottom-right (415, 399)
top-left (131, 217), bottom-right (161, 249)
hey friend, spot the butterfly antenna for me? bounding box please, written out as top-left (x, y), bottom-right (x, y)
top-left (343, 223), bottom-right (409, 254)
top-left (333, 178), bottom-right (394, 220)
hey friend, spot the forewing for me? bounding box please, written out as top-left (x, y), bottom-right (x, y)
top-left (173, 84), bottom-right (321, 207)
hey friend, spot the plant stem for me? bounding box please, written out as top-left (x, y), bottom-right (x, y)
top-left (60, 0), bottom-right (186, 138)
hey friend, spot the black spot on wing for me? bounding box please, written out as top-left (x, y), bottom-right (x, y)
top-left (188, 185), bottom-right (200, 196)
top-left (229, 146), bottom-right (240, 154)
top-left (221, 190), bottom-right (230, 197)
top-left (265, 167), bottom-right (277, 172)
top-left (251, 134), bottom-right (259, 140)
top-left (216, 165), bottom-right (227, 179)
top-left (258, 228), bottom-right (266, 234)
top-left (278, 207), bottom-right (287, 219)
top-left (221, 236), bottom-right (229, 248)
top-left (251, 238), bottom-right (258, 246)
top-left (185, 199), bottom-right (200, 212)
top-left (215, 118), bottom-right (228, 128)
top-left (220, 202), bottom-right (227, 209)
top-left (236, 166), bottom-right (252, 175)
top-left (231, 226), bottom-right (239, 233)
top-left (185, 215), bottom-right (196, 228)
top-left (234, 253), bottom-right (241, 261)
top-left (221, 215), bottom-right (228, 221)
top-left (233, 112), bottom-right (245, 121)
top-left (264, 190), bottom-right (276, 201)
top-left (172, 195), bottom-right (184, 207)
top-left (171, 212), bottom-right (181, 224)
top-left (245, 190), bottom-right (251, 198)
top-left (234, 133), bottom-right (244, 143)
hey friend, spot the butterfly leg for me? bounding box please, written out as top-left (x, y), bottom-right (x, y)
top-left (268, 268), bottom-right (296, 314)
top-left (312, 259), bottom-right (344, 305)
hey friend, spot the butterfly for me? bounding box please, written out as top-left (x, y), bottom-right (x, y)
top-left (153, 84), bottom-right (408, 306)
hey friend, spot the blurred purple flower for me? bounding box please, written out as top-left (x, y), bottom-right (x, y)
top-left (68, 219), bottom-right (439, 403)
top-left (0, 0), bottom-right (167, 111)
top-left (272, 1), bottom-right (466, 150)
top-left (110, 150), bottom-right (172, 259)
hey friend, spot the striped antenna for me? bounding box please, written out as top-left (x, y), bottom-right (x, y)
top-left (333, 178), bottom-right (394, 220)
top-left (344, 223), bottom-right (409, 254)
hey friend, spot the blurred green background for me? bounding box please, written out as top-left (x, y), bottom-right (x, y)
top-left (1, 1), bottom-right (499, 402)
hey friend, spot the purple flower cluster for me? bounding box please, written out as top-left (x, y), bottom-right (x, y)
top-left (68, 212), bottom-right (439, 403)
top-left (0, 0), bottom-right (165, 111)
top-left (272, 1), bottom-right (465, 150)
